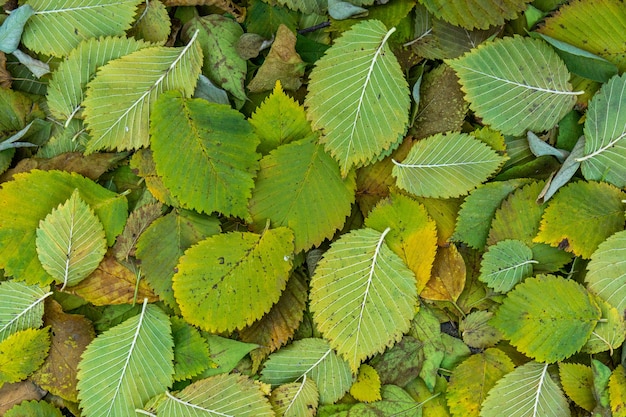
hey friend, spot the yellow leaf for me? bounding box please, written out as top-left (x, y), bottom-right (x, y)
top-left (416, 196), bottom-right (463, 245)
top-left (559, 362), bottom-right (595, 411)
top-left (609, 365), bottom-right (626, 417)
top-left (421, 243), bottom-right (466, 301)
top-left (350, 364), bottom-right (382, 403)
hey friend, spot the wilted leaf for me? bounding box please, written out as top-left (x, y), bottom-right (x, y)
top-left (421, 243), bottom-right (466, 302)
top-left (112, 202), bottom-right (162, 261)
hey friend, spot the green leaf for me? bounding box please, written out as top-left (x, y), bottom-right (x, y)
top-left (21, 0), bottom-right (143, 57)
top-left (249, 138), bottom-right (355, 252)
top-left (481, 362), bottom-right (569, 417)
top-left (392, 132), bottom-right (506, 199)
top-left (448, 36), bottom-right (579, 136)
top-left (198, 334), bottom-right (257, 378)
top-left (410, 305), bottom-right (445, 391)
top-left (270, 377), bottom-right (319, 417)
top-left (559, 362), bottom-right (595, 411)
top-left (4, 400), bottom-right (63, 417)
top-left (0, 281), bottom-right (50, 342)
top-left (328, 0), bottom-right (368, 20)
top-left (491, 274), bottom-right (601, 363)
top-left (0, 170), bottom-right (127, 285)
top-left (350, 364), bottom-right (382, 402)
top-left (155, 374), bottom-right (274, 416)
top-left (305, 20), bottom-right (410, 175)
top-left (46, 36), bottom-right (152, 122)
top-left (446, 348), bottom-right (515, 417)
top-left (582, 294), bottom-right (626, 355)
top-left (83, 35), bottom-right (203, 153)
top-left (577, 73), bottom-right (626, 187)
top-left (77, 300), bottom-right (174, 417)
top-left (128, 0), bottom-right (171, 44)
top-left (460, 311), bottom-right (502, 349)
top-left (0, 327), bottom-right (50, 387)
top-left (269, 0), bottom-right (325, 14)
top-left (135, 209), bottom-right (220, 310)
top-left (419, 0), bottom-right (531, 29)
top-left (112, 202), bottom-right (162, 262)
top-left (479, 239), bottom-right (537, 293)
top-left (369, 336), bottom-right (423, 387)
top-left (526, 131), bottom-right (569, 163)
top-left (35, 189), bottom-right (107, 289)
top-left (171, 316), bottom-right (211, 381)
top-left (330, 385), bottom-right (420, 416)
top-left (150, 91), bottom-right (260, 219)
top-left (310, 227), bottom-right (418, 372)
top-left (534, 181), bottom-right (626, 258)
top-left (585, 229), bottom-right (626, 313)
top-left (0, 5), bottom-right (35, 54)
top-left (173, 228), bottom-right (294, 333)
top-left (260, 338), bottom-right (353, 404)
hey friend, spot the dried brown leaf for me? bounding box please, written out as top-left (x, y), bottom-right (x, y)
top-left (420, 243), bottom-right (466, 302)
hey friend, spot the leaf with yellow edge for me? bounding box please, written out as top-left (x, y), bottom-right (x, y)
top-left (534, 181), bottom-right (625, 258)
top-left (249, 81), bottom-right (313, 155)
top-left (129, 149), bottom-right (179, 207)
top-left (365, 193), bottom-right (437, 294)
top-left (582, 294), bottom-right (626, 355)
top-left (609, 366), bottom-right (626, 417)
top-left (270, 376), bottom-right (318, 417)
top-left (310, 227), bottom-right (418, 372)
top-left (559, 362), bottom-right (595, 412)
top-left (446, 348), bottom-right (514, 417)
top-left (173, 227), bottom-right (294, 333)
top-left (404, 375), bottom-right (451, 417)
top-left (585, 229), bottom-right (626, 313)
top-left (350, 364), bottom-right (382, 403)
top-left (460, 311), bottom-right (502, 349)
top-left (421, 244), bottom-right (466, 302)
top-left (0, 328), bottom-right (50, 388)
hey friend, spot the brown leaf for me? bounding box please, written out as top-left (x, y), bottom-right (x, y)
top-left (420, 243), bottom-right (466, 302)
top-left (0, 381), bottom-right (46, 414)
top-left (239, 270), bottom-right (307, 373)
top-left (130, 149), bottom-right (180, 206)
top-left (67, 253), bottom-right (158, 305)
top-left (113, 202), bottom-right (162, 261)
top-left (30, 299), bottom-right (94, 402)
top-left (247, 25), bottom-right (305, 92)
top-left (0, 52), bottom-right (11, 89)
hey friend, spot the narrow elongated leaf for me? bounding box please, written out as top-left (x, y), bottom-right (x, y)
top-left (448, 36), bottom-right (579, 136)
top-left (156, 374), bottom-right (274, 416)
top-left (77, 300), bottom-right (174, 417)
top-left (481, 362), bottom-right (569, 417)
top-left (0, 281), bottom-right (50, 342)
top-left (151, 91), bottom-right (260, 218)
top-left (585, 229), bottom-right (626, 313)
top-left (491, 275), bottom-right (601, 363)
top-left (21, 0), bottom-right (143, 57)
top-left (305, 20), bottom-right (410, 175)
top-left (36, 190), bottom-right (107, 289)
top-left (577, 73), bottom-right (626, 187)
top-left (83, 35), bottom-right (203, 153)
top-left (173, 228), bottom-right (294, 333)
top-left (249, 138), bottom-right (355, 252)
top-left (392, 132), bottom-right (506, 198)
top-left (420, 0), bottom-right (531, 29)
top-left (0, 328), bottom-right (50, 387)
top-left (479, 239), bottom-right (537, 293)
top-left (310, 227), bottom-right (418, 372)
top-left (260, 338), bottom-right (353, 404)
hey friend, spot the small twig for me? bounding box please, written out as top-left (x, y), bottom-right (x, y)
top-left (298, 21), bottom-right (330, 35)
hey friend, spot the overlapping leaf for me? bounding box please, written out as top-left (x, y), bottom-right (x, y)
top-left (559, 363), bottom-right (595, 411)
top-left (577, 73), bottom-right (626, 187)
top-left (150, 91), bottom-right (260, 218)
top-left (392, 132), bottom-right (506, 198)
top-left (170, 317), bottom-right (211, 381)
top-left (83, 35), bottom-right (203, 153)
top-left (582, 295), bottom-right (625, 355)
top-left (585, 230), bottom-right (626, 313)
top-left (305, 20), bottom-right (410, 175)
top-left (448, 36), bottom-right (579, 136)
top-left (420, 0), bottom-right (531, 29)
top-left (77, 301), bottom-right (174, 417)
top-left (0, 281), bottom-right (50, 342)
top-left (0, 327), bottom-right (50, 387)
top-left (609, 366), bottom-right (626, 417)
top-left (21, 0), bottom-right (142, 57)
top-left (310, 227), bottom-right (417, 372)
top-left (479, 239), bottom-right (536, 293)
top-left (4, 400), bottom-right (63, 417)
top-left (270, 377), bottom-right (319, 417)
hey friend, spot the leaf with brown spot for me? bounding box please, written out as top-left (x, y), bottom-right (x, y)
top-left (421, 243), bottom-right (466, 302)
top-left (113, 202), bottom-right (162, 261)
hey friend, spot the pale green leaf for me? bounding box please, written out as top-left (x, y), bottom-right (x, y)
top-left (559, 362), bottom-right (595, 411)
top-left (4, 400), bottom-right (63, 417)
top-left (409, 306), bottom-right (445, 391)
top-left (577, 73), bottom-right (626, 187)
top-left (537, 135), bottom-right (585, 204)
top-left (585, 229), bottom-right (626, 313)
top-left (479, 239), bottom-right (537, 293)
top-left (47, 36), bottom-right (152, 122)
top-left (328, 385), bottom-right (420, 416)
top-left (128, 0), bottom-right (171, 44)
top-left (0, 5), bottom-right (35, 54)
top-left (420, 0), bottom-right (531, 29)
top-left (172, 228), bottom-right (294, 333)
top-left (448, 36), bottom-right (579, 136)
top-left (198, 334), bottom-right (257, 378)
top-left (582, 294), bottom-right (626, 355)
top-left (21, 0), bottom-right (143, 57)
top-left (249, 138), bottom-right (355, 252)
top-left (267, 0), bottom-right (325, 14)
top-left (77, 300), bottom-right (174, 417)
top-left (0, 170), bottom-right (127, 286)
top-left (171, 316), bottom-right (211, 381)
top-left (310, 227), bottom-right (418, 372)
top-left (0, 280), bottom-right (50, 342)
top-left (392, 132), bottom-right (506, 198)
top-left (260, 338), bottom-right (353, 404)
top-left (527, 131), bottom-right (569, 163)
top-left (491, 274), bottom-right (601, 363)
top-left (0, 328), bottom-right (50, 387)
top-left (270, 377), bottom-right (319, 417)
top-left (480, 362), bottom-right (569, 417)
top-left (36, 189), bottom-right (107, 289)
top-left (156, 374), bottom-right (274, 417)
top-left (305, 20), bottom-right (410, 175)
top-left (328, 0), bottom-right (368, 20)
top-left (150, 91), bottom-right (260, 219)
top-left (83, 34), bottom-right (203, 153)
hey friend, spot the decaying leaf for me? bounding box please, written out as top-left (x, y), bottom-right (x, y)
top-left (421, 243), bottom-right (466, 302)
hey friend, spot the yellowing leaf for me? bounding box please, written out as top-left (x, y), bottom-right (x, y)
top-left (416, 196), bottom-right (463, 246)
top-left (460, 311), bottom-right (502, 349)
top-left (350, 364), bottom-right (382, 403)
top-left (112, 202), bottom-right (162, 262)
top-left (270, 377), bottom-right (319, 417)
top-left (420, 0), bottom-right (531, 29)
top-left (36, 190), bottom-right (107, 289)
top-left (585, 229), bottom-right (626, 313)
top-left (421, 244), bottom-right (466, 302)
top-left (129, 149), bottom-right (179, 206)
top-left (369, 336), bottom-right (423, 387)
top-left (582, 293), bottom-right (626, 355)
top-left (128, 0), bottom-right (171, 44)
top-left (0, 328), bottom-right (50, 388)
top-left (173, 228), bottom-right (294, 333)
top-left (534, 181), bottom-right (625, 258)
top-left (446, 348), bottom-right (514, 417)
top-left (559, 362), bottom-right (595, 411)
top-left (365, 193), bottom-right (438, 294)
top-left (609, 365), bottom-right (626, 417)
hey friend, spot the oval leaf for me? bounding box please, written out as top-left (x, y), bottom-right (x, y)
top-left (478, 239), bottom-right (537, 293)
top-left (0, 281), bottom-right (50, 342)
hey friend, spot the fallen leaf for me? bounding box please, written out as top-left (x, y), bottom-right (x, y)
top-left (0, 52), bottom-right (11, 89)
top-left (0, 381), bottom-right (46, 414)
top-left (421, 243), bottom-right (466, 302)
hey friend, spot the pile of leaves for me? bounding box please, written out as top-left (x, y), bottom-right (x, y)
top-left (0, 0), bottom-right (625, 416)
